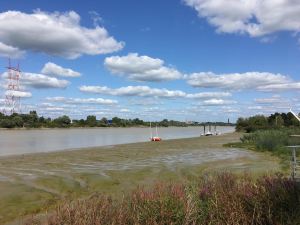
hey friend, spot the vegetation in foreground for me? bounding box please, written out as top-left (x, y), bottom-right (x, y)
top-left (226, 113), bottom-right (300, 169)
top-left (26, 172), bottom-right (300, 225)
top-left (0, 111), bottom-right (233, 128)
top-left (226, 128), bottom-right (300, 162)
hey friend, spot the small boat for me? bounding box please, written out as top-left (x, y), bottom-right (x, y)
top-left (205, 131), bottom-right (213, 136)
top-left (200, 124), bottom-right (215, 136)
top-left (150, 122), bottom-right (162, 141)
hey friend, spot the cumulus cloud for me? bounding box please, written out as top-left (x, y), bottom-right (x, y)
top-left (248, 106), bottom-right (263, 110)
top-left (186, 72), bottom-right (291, 90)
top-left (257, 83), bottom-right (300, 92)
top-left (2, 72), bottom-right (70, 89)
top-left (0, 10), bottom-right (124, 59)
top-left (44, 107), bottom-right (65, 112)
top-left (0, 42), bottom-right (25, 58)
top-left (41, 62), bottom-right (81, 77)
top-left (46, 96), bottom-right (117, 105)
top-left (21, 72), bottom-right (70, 89)
top-left (201, 99), bottom-right (237, 106)
top-left (104, 53), bottom-right (182, 82)
top-left (5, 90), bottom-right (32, 98)
top-left (80, 85), bottom-right (185, 98)
top-left (79, 85), bottom-right (231, 99)
top-left (254, 97), bottom-right (283, 104)
top-left (186, 92), bottom-right (231, 99)
top-left (184, 0), bottom-right (300, 37)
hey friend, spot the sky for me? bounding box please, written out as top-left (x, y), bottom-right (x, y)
top-left (0, 0), bottom-right (300, 122)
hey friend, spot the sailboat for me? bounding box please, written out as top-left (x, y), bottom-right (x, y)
top-left (290, 109), bottom-right (300, 122)
top-left (150, 122), bottom-right (162, 141)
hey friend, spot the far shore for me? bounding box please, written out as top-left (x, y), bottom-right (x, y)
top-left (0, 124), bottom-right (235, 131)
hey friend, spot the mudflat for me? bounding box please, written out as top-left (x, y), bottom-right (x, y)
top-left (0, 132), bottom-right (280, 224)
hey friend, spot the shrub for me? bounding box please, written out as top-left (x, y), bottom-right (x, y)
top-left (26, 173), bottom-right (300, 225)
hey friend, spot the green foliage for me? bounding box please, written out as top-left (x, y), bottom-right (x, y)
top-left (86, 115), bottom-right (97, 127)
top-left (0, 112), bottom-right (231, 129)
top-left (238, 128), bottom-right (300, 163)
top-left (236, 112), bottom-right (300, 132)
top-left (52, 115), bottom-right (71, 128)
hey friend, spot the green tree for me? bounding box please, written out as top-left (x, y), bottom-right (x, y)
top-left (53, 115), bottom-right (71, 128)
top-left (86, 115), bottom-right (97, 127)
top-left (12, 116), bottom-right (24, 127)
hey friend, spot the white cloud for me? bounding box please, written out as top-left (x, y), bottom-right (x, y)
top-left (80, 85), bottom-right (186, 98)
top-left (186, 72), bottom-right (291, 90)
top-left (254, 97), bottom-right (283, 104)
top-left (0, 10), bottom-right (124, 59)
top-left (257, 83), bottom-right (300, 92)
top-left (186, 92), bottom-right (231, 99)
top-left (5, 90), bottom-right (32, 98)
top-left (0, 42), bottom-right (25, 58)
top-left (41, 62), bottom-right (81, 77)
top-left (184, 0), bottom-right (300, 38)
top-left (104, 53), bottom-right (182, 82)
top-left (46, 96), bottom-right (117, 105)
top-left (120, 108), bottom-right (130, 112)
top-left (21, 72), bottom-right (70, 89)
top-left (248, 106), bottom-right (263, 110)
top-left (2, 71), bottom-right (70, 89)
top-left (79, 85), bottom-right (231, 99)
top-left (202, 99), bottom-right (237, 106)
top-left (44, 107), bottom-right (65, 112)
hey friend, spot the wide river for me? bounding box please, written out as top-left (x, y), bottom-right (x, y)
top-left (0, 126), bottom-right (234, 156)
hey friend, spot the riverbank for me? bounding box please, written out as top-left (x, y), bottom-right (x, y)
top-left (0, 133), bottom-right (281, 224)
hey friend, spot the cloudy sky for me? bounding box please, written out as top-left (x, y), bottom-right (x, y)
top-left (0, 0), bottom-right (300, 122)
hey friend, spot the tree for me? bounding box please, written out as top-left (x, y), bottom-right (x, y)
top-left (12, 116), bottom-right (24, 127)
top-left (53, 115), bottom-right (71, 128)
top-left (112, 117), bottom-right (122, 126)
top-left (159, 119), bottom-right (169, 127)
top-left (86, 115), bottom-right (97, 127)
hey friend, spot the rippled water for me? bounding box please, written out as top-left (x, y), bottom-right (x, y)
top-left (0, 126), bottom-right (234, 156)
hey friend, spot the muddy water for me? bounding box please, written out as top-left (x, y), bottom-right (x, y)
top-left (0, 126), bottom-right (234, 156)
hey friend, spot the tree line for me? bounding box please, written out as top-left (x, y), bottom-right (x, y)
top-left (236, 112), bottom-right (300, 132)
top-left (0, 111), bottom-right (223, 128)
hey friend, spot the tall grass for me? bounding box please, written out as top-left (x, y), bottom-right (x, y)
top-left (26, 172), bottom-right (300, 225)
top-left (240, 129), bottom-right (300, 159)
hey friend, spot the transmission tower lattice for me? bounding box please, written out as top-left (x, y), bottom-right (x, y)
top-left (3, 59), bottom-right (21, 115)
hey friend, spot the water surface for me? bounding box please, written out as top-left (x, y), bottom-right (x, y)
top-left (0, 126), bottom-right (234, 156)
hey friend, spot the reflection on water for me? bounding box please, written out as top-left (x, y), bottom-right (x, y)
top-left (0, 126), bottom-right (234, 156)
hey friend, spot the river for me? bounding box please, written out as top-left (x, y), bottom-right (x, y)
top-left (0, 126), bottom-right (235, 156)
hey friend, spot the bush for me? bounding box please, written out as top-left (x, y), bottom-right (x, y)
top-left (26, 173), bottom-right (300, 225)
top-left (240, 129), bottom-right (300, 157)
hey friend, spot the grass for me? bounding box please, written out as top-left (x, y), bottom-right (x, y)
top-left (0, 133), bottom-right (282, 224)
top-left (0, 182), bottom-right (57, 224)
top-left (26, 172), bottom-right (300, 225)
top-left (224, 129), bottom-right (300, 170)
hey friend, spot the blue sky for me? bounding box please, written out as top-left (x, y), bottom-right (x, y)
top-left (0, 0), bottom-right (300, 122)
